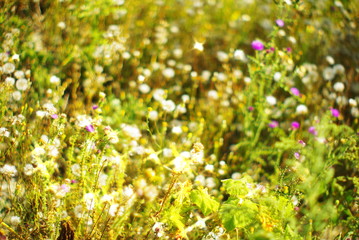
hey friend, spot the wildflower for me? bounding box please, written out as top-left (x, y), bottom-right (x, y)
top-left (298, 140), bottom-right (306, 146)
top-left (162, 67), bottom-right (175, 79)
top-left (161, 99), bottom-right (176, 112)
top-left (12, 91), bottom-right (22, 101)
top-left (251, 40), bottom-right (264, 51)
top-left (2, 62), bottom-right (15, 74)
top-left (84, 193), bottom-right (96, 210)
top-left (193, 41), bottom-right (204, 51)
top-left (85, 125), bottom-right (95, 132)
top-left (0, 164), bottom-right (17, 177)
top-left (268, 120), bottom-right (279, 128)
top-left (266, 96), bottom-right (277, 106)
top-left (15, 78), bottom-right (28, 91)
top-left (331, 108), bottom-right (340, 118)
top-left (152, 88), bottom-right (166, 101)
top-left (14, 70), bottom-right (24, 79)
top-left (273, 72), bottom-right (281, 81)
top-left (296, 104), bottom-right (308, 115)
top-left (233, 49), bottom-right (247, 62)
top-left (152, 222), bottom-right (165, 238)
top-left (294, 152), bottom-right (300, 160)
top-left (50, 75), bottom-right (61, 85)
top-left (208, 90), bottom-right (219, 100)
top-left (291, 121), bottom-right (300, 129)
top-left (0, 127), bottom-right (10, 137)
top-left (51, 114), bottom-right (58, 119)
top-left (333, 82), bottom-right (345, 92)
top-left (290, 87), bottom-right (300, 96)
top-left (323, 67), bottom-right (335, 81)
top-left (139, 83), bottom-right (150, 94)
top-left (24, 164), bottom-right (35, 176)
top-left (275, 19), bottom-right (285, 27)
top-left (217, 51), bottom-right (229, 62)
top-left (5, 76), bottom-right (15, 85)
top-left (308, 126), bottom-right (317, 136)
top-left (10, 216), bottom-right (21, 226)
top-left (248, 106), bottom-right (254, 111)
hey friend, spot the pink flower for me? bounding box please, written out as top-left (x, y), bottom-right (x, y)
top-left (294, 152), bottom-right (300, 160)
top-left (275, 19), bottom-right (285, 27)
top-left (298, 140), bottom-right (306, 146)
top-left (251, 40), bottom-right (264, 51)
top-left (291, 121), bottom-right (300, 129)
top-left (51, 114), bottom-right (58, 119)
top-left (290, 87), bottom-right (300, 96)
top-left (248, 106), bottom-right (254, 112)
top-left (308, 126), bottom-right (317, 136)
top-left (268, 120), bottom-right (279, 128)
top-left (85, 125), bottom-right (95, 132)
top-left (331, 108), bottom-right (340, 118)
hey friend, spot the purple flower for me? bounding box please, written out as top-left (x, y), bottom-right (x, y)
top-left (331, 108), bottom-right (340, 118)
top-left (275, 19), bottom-right (285, 27)
top-left (268, 120), bottom-right (279, 128)
top-left (291, 121), bottom-right (300, 129)
top-left (308, 126), bottom-right (317, 136)
top-left (251, 40), bottom-right (264, 51)
top-left (71, 179), bottom-right (78, 184)
top-left (286, 47), bottom-right (292, 52)
top-left (51, 114), bottom-right (58, 119)
top-left (298, 140), bottom-right (306, 146)
top-left (92, 105), bottom-right (99, 110)
top-left (85, 125), bottom-right (95, 132)
top-left (60, 184), bottom-right (70, 193)
top-left (290, 87), bottom-right (300, 96)
top-left (294, 152), bottom-right (300, 160)
top-left (248, 106), bottom-right (254, 112)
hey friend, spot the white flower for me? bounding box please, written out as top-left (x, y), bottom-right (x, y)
top-left (333, 82), bottom-right (345, 92)
top-left (2, 62), bottom-right (15, 74)
top-left (173, 48), bottom-right (183, 58)
top-left (76, 115), bottom-right (92, 128)
top-left (233, 49), bottom-right (247, 62)
top-left (0, 127), bottom-right (10, 137)
top-left (323, 67), bottom-right (335, 81)
top-left (0, 164), bottom-right (17, 177)
top-left (244, 77), bottom-right (251, 84)
top-left (84, 193), bottom-right (96, 210)
top-left (171, 126), bottom-right (182, 135)
top-left (217, 51), bottom-right (229, 62)
top-left (193, 41), bottom-right (204, 51)
top-left (14, 70), bottom-right (24, 79)
top-left (148, 110), bottom-right (158, 121)
top-left (12, 91), bottom-right (21, 101)
top-left (333, 64), bottom-right (345, 74)
top-left (163, 148), bottom-right (173, 158)
top-left (152, 222), bottom-right (165, 237)
top-left (139, 83), bottom-right (150, 94)
top-left (349, 98), bottom-right (357, 107)
top-left (108, 204), bottom-right (120, 216)
top-left (74, 205), bottom-right (83, 218)
top-left (326, 56), bottom-right (335, 65)
top-left (208, 90), bottom-right (218, 100)
top-left (273, 72), bottom-right (281, 81)
top-left (152, 88), bottom-right (166, 101)
top-left (201, 70), bottom-right (211, 82)
top-left (36, 110), bottom-right (47, 118)
top-left (10, 216), bottom-right (21, 226)
top-left (71, 164), bottom-right (81, 177)
top-left (296, 104), bottom-right (308, 115)
top-left (5, 77), bottom-right (15, 85)
top-left (161, 100), bottom-right (176, 112)
top-left (32, 146), bottom-right (46, 156)
top-left (50, 75), bottom-right (61, 85)
top-left (24, 164), bottom-right (35, 176)
top-left (162, 67), bottom-right (175, 79)
top-left (121, 124), bottom-right (142, 140)
top-left (266, 96), bottom-right (277, 106)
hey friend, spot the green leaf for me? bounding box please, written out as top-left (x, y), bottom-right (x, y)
top-left (219, 199), bottom-right (258, 231)
top-left (221, 177), bottom-right (251, 197)
top-left (190, 188), bottom-right (220, 216)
